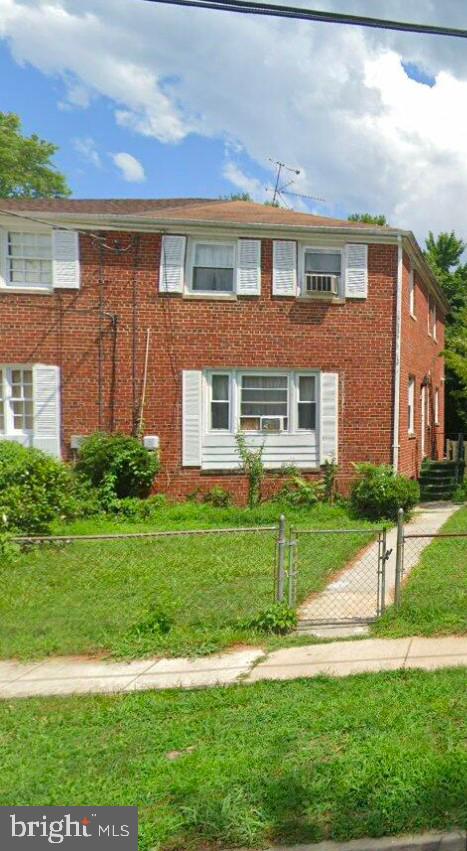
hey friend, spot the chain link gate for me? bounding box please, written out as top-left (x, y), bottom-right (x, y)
top-left (276, 518), bottom-right (390, 626)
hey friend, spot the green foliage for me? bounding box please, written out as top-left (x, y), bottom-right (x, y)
top-left (348, 212), bottom-right (388, 226)
top-left (104, 494), bottom-right (167, 519)
top-left (242, 602), bottom-right (297, 634)
top-left (322, 459), bottom-right (338, 503)
top-left (278, 475), bottom-right (323, 507)
top-left (76, 432), bottom-right (159, 507)
top-left (424, 231), bottom-right (467, 433)
top-left (234, 431), bottom-right (265, 508)
top-left (220, 192), bottom-right (253, 201)
top-left (202, 486), bottom-right (232, 507)
top-left (351, 463), bottom-right (420, 521)
top-left (0, 533), bottom-right (21, 564)
top-left (0, 112), bottom-right (70, 198)
top-left (452, 480), bottom-right (467, 503)
top-left (0, 441), bottom-right (77, 534)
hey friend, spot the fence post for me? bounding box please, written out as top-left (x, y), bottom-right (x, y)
top-left (276, 514), bottom-right (286, 603)
top-left (380, 527), bottom-right (387, 614)
top-left (288, 527), bottom-right (297, 608)
top-left (394, 507), bottom-right (404, 607)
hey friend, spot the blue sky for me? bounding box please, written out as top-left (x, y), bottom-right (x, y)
top-left (1, 0), bottom-right (467, 240)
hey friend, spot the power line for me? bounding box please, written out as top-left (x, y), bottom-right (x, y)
top-left (142, 0), bottom-right (467, 38)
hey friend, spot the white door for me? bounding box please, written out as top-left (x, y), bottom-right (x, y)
top-left (421, 385), bottom-right (426, 457)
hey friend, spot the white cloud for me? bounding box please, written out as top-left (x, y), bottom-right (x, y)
top-left (112, 152), bottom-right (146, 183)
top-left (223, 162), bottom-right (266, 201)
top-left (3, 0), bottom-right (467, 237)
top-left (73, 136), bottom-right (101, 167)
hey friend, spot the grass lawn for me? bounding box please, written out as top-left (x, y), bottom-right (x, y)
top-left (0, 668), bottom-right (465, 850)
top-left (0, 502), bottom-right (376, 660)
top-left (373, 506), bottom-right (467, 638)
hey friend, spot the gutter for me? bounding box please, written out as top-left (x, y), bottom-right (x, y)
top-left (392, 235), bottom-right (403, 472)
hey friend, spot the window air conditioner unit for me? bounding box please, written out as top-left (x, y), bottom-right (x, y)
top-left (305, 273), bottom-right (338, 295)
top-left (261, 416), bottom-right (285, 432)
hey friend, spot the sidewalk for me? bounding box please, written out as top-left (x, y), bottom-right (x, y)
top-left (1, 636), bottom-right (465, 698)
top-left (298, 502), bottom-right (459, 629)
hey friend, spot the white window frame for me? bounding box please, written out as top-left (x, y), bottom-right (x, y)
top-left (409, 266), bottom-right (416, 317)
top-left (434, 388), bottom-right (440, 425)
top-left (298, 246), bottom-right (344, 298)
top-left (428, 295), bottom-right (436, 338)
top-left (0, 366), bottom-right (34, 436)
top-left (1, 228), bottom-right (53, 293)
top-left (208, 372), bottom-right (232, 432)
top-left (187, 239), bottom-right (237, 296)
top-left (408, 376), bottom-right (415, 435)
top-left (205, 369), bottom-right (318, 435)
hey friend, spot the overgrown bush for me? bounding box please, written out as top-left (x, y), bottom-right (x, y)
top-left (235, 431), bottom-right (265, 508)
top-left (0, 442), bottom-right (77, 534)
top-left (351, 463), bottom-right (420, 521)
top-left (202, 486), bottom-right (232, 507)
top-left (453, 480), bottom-right (467, 503)
top-left (322, 459), bottom-right (338, 503)
top-left (76, 432), bottom-right (159, 507)
top-left (278, 475), bottom-right (323, 507)
top-left (242, 602), bottom-right (297, 635)
top-left (106, 494), bottom-right (167, 519)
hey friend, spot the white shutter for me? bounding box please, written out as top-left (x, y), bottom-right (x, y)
top-left (237, 239), bottom-right (261, 295)
top-left (182, 370), bottom-right (202, 466)
top-left (273, 240), bottom-right (297, 296)
top-left (159, 235), bottom-right (186, 293)
top-left (53, 230), bottom-right (80, 289)
top-left (345, 243), bottom-right (368, 298)
top-left (320, 372), bottom-right (338, 463)
top-left (32, 365), bottom-right (61, 457)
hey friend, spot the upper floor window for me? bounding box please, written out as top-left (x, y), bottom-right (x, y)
top-left (191, 241), bottom-right (235, 293)
top-left (434, 388), bottom-right (440, 425)
top-left (6, 232), bottom-right (52, 289)
top-left (409, 267), bottom-right (416, 316)
top-left (303, 248), bottom-right (342, 295)
top-left (0, 367), bottom-right (34, 433)
top-left (408, 376), bottom-right (415, 435)
top-left (428, 295), bottom-right (437, 338)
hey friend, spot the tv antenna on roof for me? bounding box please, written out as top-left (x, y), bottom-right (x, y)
top-left (267, 158), bottom-right (326, 207)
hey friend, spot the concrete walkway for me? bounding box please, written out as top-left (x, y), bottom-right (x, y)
top-left (298, 502), bottom-right (459, 630)
top-left (0, 636), bottom-right (465, 698)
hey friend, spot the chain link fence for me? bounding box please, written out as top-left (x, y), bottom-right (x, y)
top-left (5, 527), bottom-right (278, 658)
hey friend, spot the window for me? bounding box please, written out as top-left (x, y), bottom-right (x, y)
top-left (409, 268), bottom-right (416, 316)
top-left (6, 232), bottom-right (52, 289)
top-left (297, 375), bottom-right (316, 429)
top-left (0, 367), bottom-right (34, 433)
top-left (303, 249), bottom-right (341, 294)
top-left (191, 242), bottom-right (235, 292)
top-left (240, 374), bottom-right (288, 431)
top-left (210, 374), bottom-right (230, 430)
top-left (435, 388), bottom-right (440, 425)
top-left (408, 376), bottom-right (415, 434)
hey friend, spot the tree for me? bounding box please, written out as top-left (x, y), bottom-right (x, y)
top-left (424, 232), bottom-right (467, 434)
top-left (220, 192), bottom-right (252, 202)
top-left (348, 213), bottom-right (389, 226)
top-left (0, 112), bottom-right (70, 198)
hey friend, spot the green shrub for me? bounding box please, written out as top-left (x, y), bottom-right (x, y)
top-left (0, 442), bottom-right (76, 534)
top-left (322, 459), bottom-right (338, 503)
top-left (202, 486), bottom-right (232, 507)
top-left (106, 494), bottom-right (167, 519)
top-left (76, 433), bottom-right (159, 507)
top-left (351, 463), bottom-right (420, 521)
top-left (452, 480), bottom-right (467, 503)
top-left (242, 603), bottom-right (297, 635)
top-left (278, 475), bottom-right (323, 507)
top-left (235, 431), bottom-right (265, 508)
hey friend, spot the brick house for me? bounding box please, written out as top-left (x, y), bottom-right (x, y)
top-left (0, 198), bottom-right (448, 500)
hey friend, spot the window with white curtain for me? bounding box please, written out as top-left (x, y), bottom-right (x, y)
top-left (240, 374), bottom-right (289, 431)
top-left (191, 242), bottom-right (235, 292)
top-left (6, 232), bottom-right (52, 289)
top-left (435, 388), bottom-right (440, 425)
top-left (409, 267), bottom-right (416, 316)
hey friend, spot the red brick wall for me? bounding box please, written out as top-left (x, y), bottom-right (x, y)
top-left (0, 231), bottom-right (442, 502)
top-left (398, 251), bottom-right (445, 479)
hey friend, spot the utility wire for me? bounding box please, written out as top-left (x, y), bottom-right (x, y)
top-left (142, 0), bottom-right (467, 39)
